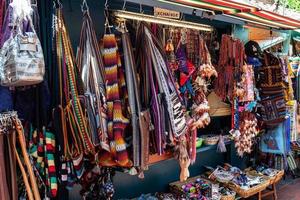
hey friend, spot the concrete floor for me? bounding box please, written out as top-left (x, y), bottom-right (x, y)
top-left (254, 178), bottom-right (300, 200)
top-left (274, 178), bottom-right (300, 200)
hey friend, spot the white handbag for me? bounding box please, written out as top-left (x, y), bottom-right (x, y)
top-left (0, 15), bottom-right (44, 87)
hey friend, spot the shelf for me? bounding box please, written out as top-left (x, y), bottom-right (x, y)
top-left (197, 140), bottom-right (232, 153)
top-left (148, 141), bottom-right (233, 165)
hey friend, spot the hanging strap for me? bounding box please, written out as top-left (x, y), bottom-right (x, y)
top-left (56, 8), bottom-right (95, 155)
top-left (14, 118), bottom-right (41, 200)
top-left (145, 27), bottom-right (187, 138)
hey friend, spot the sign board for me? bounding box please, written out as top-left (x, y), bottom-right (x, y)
top-left (154, 7), bottom-right (180, 19)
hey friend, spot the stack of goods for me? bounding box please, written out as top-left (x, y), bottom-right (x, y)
top-left (169, 176), bottom-right (222, 200)
top-left (252, 165), bottom-right (284, 184)
top-left (208, 164), bottom-right (269, 198)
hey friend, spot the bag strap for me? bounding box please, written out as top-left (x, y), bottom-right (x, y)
top-left (14, 118), bottom-right (41, 200)
top-left (56, 8), bottom-right (95, 155)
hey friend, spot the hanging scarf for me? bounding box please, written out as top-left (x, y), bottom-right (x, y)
top-left (102, 33), bottom-right (131, 167)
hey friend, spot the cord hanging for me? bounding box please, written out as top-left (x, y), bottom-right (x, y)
top-left (81, 0), bottom-right (89, 12)
top-left (122, 0), bottom-right (126, 10)
top-left (104, 0), bottom-right (112, 34)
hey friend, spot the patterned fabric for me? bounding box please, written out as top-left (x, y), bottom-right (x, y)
top-left (103, 34), bottom-right (131, 167)
top-left (259, 52), bottom-right (287, 125)
top-left (260, 117), bottom-right (291, 155)
top-left (0, 0), bottom-right (5, 37)
top-left (44, 131), bottom-right (57, 197)
top-left (240, 65), bottom-right (254, 102)
top-left (260, 94), bottom-right (286, 124)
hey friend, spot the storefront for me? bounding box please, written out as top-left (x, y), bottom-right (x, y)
top-left (0, 0), bottom-right (300, 199)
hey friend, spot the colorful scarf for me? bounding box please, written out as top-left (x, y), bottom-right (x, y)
top-left (103, 34), bottom-right (131, 167)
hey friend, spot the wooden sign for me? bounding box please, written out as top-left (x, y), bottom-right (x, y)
top-left (154, 7), bottom-right (180, 19)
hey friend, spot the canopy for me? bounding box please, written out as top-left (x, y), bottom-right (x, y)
top-left (157, 0), bottom-right (300, 29)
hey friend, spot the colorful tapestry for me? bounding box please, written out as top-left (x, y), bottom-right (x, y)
top-left (260, 93), bottom-right (287, 125)
top-left (260, 117), bottom-right (291, 155)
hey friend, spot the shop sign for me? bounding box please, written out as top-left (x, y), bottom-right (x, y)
top-left (154, 7), bottom-right (180, 19)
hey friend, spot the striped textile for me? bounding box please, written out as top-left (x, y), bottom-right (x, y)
top-left (103, 34), bottom-right (131, 167)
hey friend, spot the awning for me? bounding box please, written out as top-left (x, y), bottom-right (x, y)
top-left (258, 36), bottom-right (286, 50)
top-left (157, 0), bottom-right (300, 29)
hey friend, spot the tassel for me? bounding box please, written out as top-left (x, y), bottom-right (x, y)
top-left (190, 129), bottom-right (197, 164)
top-left (217, 134), bottom-right (227, 153)
top-left (174, 138), bottom-right (191, 182)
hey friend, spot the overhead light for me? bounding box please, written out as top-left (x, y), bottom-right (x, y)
top-left (114, 10), bottom-right (213, 32)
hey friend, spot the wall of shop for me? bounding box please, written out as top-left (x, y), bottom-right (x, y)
top-left (39, 0), bottom-right (247, 199)
top-left (233, 24), bottom-right (249, 43)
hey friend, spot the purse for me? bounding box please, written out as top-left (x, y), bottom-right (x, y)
top-left (0, 15), bottom-right (44, 87)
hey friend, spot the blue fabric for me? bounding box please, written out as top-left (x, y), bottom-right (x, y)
top-left (260, 117), bottom-right (291, 155)
top-left (0, 86), bottom-right (13, 112)
top-left (247, 57), bottom-right (262, 68)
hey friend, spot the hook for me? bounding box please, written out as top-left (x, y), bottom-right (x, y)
top-left (122, 0), bottom-right (126, 10)
top-left (54, 0), bottom-right (63, 9)
top-left (104, 0), bottom-right (109, 9)
top-left (139, 3), bottom-right (143, 13)
top-left (81, 0), bottom-right (89, 12)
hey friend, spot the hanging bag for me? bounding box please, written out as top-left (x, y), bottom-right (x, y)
top-left (0, 13), bottom-right (44, 87)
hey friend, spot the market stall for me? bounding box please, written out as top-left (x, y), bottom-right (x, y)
top-left (0, 0), bottom-right (300, 199)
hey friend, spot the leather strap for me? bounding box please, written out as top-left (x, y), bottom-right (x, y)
top-left (7, 130), bottom-right (17, 200)
top-left (14, 119), bottom-right (41, 200)
top-left (0, 134), bottom-right (10, 200)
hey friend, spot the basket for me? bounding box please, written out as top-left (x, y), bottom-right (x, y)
top-left (269, 170), bottom-right (284, 184)
top-left (220, 188), bottom-right (236, 200)
top-left (220, 192), bottom-right (236, 200)
top-left (169, 175), bottom-right (202, 195)
top-left (204, 135), bottom-right (219, 145)
top-left (214, 170), bottom-right (234, 183)
top-left (245, 169), bottom-right (284, 185)
top-left (226, 178), bottom-right (269, 198)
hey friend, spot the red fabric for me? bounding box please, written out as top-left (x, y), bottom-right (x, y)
top-left (171, 0), bottom-right (300, 29)
top-left (0, 0), bottom-right (5, 33)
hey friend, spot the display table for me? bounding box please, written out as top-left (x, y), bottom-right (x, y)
top-left (228, 170), bottom-right (284, 200)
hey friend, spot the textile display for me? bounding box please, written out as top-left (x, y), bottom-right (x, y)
top-left (260, 117), bottom-right (291, 155)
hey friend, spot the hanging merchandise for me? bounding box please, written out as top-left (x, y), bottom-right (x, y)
top-left (0, 0), bottom-right (5, 37)
top-left (239, 64), bottom-right (255, 103)
top-left (118, 21), bottom-right (149, 169)
top-left (215, 35), bottom-right (245, 102)
top-left (144, 27), bottom-right (187, 138)
top-left (0, 0), bottom-right (45, 87)
top-left (259, 52), bottom-right (287, 125)
top-left (260, 117), bottom-right (291, 155)
top-left (287, 100), bottom-right (298, 142)
top-left (0, 112), bottom-right (41, 200)
top-left (102, 21), bottom-right (131, 166)
top-left (136, 23), bottom-right (164, 155)
top-left (234, 112), bottom-right (259, 157)
top-left (52, 4), bottom-right (96, 189)
top-left (29, 127), bottom-right (58, 198)
top-left (76, 6), bottom-right (108, 150)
